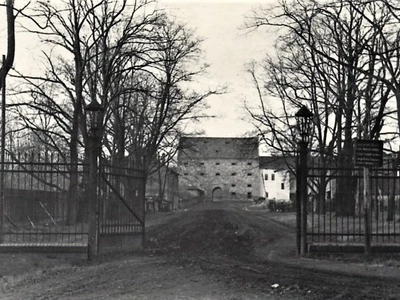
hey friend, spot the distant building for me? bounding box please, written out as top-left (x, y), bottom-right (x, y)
top-left (259, 156), bottom-right (295, 205)
top-left (146, 164), bottom-right (179, 212)
top-left (178, 137), bottom-right (261, 202)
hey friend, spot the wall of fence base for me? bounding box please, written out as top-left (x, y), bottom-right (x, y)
top-left (0, 243), bottom-right (88, 253)
top-left (309, 243), bottom-right (400, 254)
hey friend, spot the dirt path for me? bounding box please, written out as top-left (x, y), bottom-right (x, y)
top-left (2, 255), bottom-right (273, 300)
top-left (2, 202), bottom-right (400, 299)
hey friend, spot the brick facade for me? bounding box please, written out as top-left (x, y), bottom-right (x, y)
top-left (178, 137), bottom-right (261, 202)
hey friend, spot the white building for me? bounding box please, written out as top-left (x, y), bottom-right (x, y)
top-left (259, 156), bottom-right (295, 203)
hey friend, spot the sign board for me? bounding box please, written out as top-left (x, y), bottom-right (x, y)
top-left (355, 139), bottom-right (383, 167)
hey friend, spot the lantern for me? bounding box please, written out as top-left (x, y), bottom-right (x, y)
top-left (85, 99), bottom-right (104, 133)
top-left (295, 105), bottom-right (313, 144)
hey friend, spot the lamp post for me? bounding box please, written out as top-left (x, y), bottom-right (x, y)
top-left (295, 105), bottom-right (313, 256)
top-left (85, 99), bottom-right (104, 260)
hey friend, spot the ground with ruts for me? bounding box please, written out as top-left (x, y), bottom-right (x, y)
top-left (1, 201), bottom-right (400, 299)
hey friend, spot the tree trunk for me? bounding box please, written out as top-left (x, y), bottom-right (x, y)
top-left (0, 0), bottom-right (15, 92)
top-left (318, 172), bottom-right (326, 215)
top-left (387, 157), bottom-right (397, 222)
top-left (67, 24), bottom-right (84, 224)
top-left (66, 107), bottom-right (80, 225)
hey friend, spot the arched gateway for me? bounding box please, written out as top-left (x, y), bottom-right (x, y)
top-left (212, 187), bottom-right (223, 202)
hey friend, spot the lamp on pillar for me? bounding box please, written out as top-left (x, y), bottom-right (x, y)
top-left (85, 98), bottom-right (104, 138)
top-left (295, 105), bottom-right (313, 256)
top-left (85, 99), bottom-right (104, 260)
top-left (295, 105), bottom-right (313, 144)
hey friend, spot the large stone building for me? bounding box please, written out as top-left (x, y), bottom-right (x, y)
top-left (178, 137), bottom-right (261, 202)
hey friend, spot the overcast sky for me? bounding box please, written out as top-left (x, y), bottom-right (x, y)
top-left (0, 0), bottom-right (276, 138)
top-left (159, 0), bottom-right (275, 137)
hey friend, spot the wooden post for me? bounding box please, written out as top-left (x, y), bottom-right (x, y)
top-left (0, 55), bottom-right (6, 243)
top-left (300, 141), bottom-right (308, 255)
top-left (363, 166), bottom-right (371, 255)
top-left (142, 171), bottom-right (146, 248)
top-left (296, 162), bottom-right (301, 255)
top-left (363, 95), bottom-right (371, 255)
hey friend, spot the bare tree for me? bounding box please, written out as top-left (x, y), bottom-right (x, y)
top-left (0, 0), bottom-right (15, 91)
top-left (9, 1), bottom-right (222, 221)
top-left (245, 0), bottom-right (397, 215)
top-left (10, 0), bottom-right (161, 223)
top-left (106, 16), bottom-right (223, 177)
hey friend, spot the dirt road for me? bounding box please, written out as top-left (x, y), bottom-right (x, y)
top-left (2, 202), bottom-right (400, 299)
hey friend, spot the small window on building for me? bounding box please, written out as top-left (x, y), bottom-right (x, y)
top-left (231, 192), bottom-right (236, 196)
top-left (216, 162), bottom-right (220, 165)
top-left (247, 173), bottom-right (252, 176)
top-left (247, 192), bottom-right (252, 199)
top-left (231, 162), bottom-right (236, 165)
top-left (247, 184), bottom-right (252, 187)
top-left (231, 184), bottom-right (236, 187)
top-left (271, 174), bottom-right (275, 181)
top-left (247, 162), bottom-right (252, 166)
top-left (264, 174), bottom-right (268, 180)
top-left (216, 173), bottom-right (220, 176)
top-left (231, 172), bottom-right (237, 176)
top-left (281, 183), bottom-right (285, 190)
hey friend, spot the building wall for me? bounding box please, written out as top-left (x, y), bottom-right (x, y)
top-left (179, 157), bottom-right (260, 201)
top-left (260, 169), bottom-right (291, 202)
top-left (178, 137), bottom-right (261, 202)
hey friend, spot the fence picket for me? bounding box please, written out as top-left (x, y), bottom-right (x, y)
top-left (0, 152), bottom-right (145, 251)
top-left (307, 155), bottom-right (400, 247)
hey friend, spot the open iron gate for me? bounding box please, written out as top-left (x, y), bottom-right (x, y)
top-left (0, 152), bottom-right (145, 254)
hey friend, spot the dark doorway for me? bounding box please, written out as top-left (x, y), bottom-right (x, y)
top-left (212, 187), bottom-right (223, 202)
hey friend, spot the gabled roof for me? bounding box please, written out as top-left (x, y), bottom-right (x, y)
top-left (259, 156), bottom-right (295, 170)
top-left (178, 137), bottom-right (259, 160)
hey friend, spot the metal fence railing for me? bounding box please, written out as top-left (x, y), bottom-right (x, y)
top-left (0, 152), bottom-right (88, 244)
top-left (307, 156), bottom-right (400, 245)
top-left (99, 164), bottom-right (145, 236)
top-left (0, 152), bottom-right (145, 251)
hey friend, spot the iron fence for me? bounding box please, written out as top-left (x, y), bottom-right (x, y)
top-left (99, 164), bottom-right (145, 236)
top-left (0, 152), bottom-right (88, 244)
top-left (307, 155), bottom-right (400, 245)
top-left (0, 152), bottom-right (145, 251)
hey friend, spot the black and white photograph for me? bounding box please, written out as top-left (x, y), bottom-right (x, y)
top-left (1, 0), bottom-right (400, 299)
